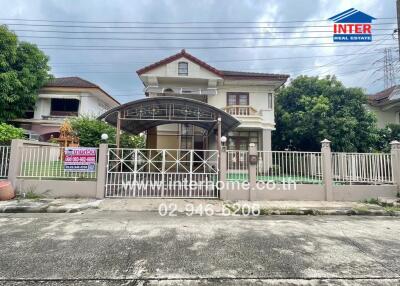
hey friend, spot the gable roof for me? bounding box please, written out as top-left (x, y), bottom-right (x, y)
top-left (137, 49), bottom-right (223, 77)
top-left (368, 85), bottom-right (399, 106)
top-left (329, 8), bottom-right (376, 23)
top-left (136, 49), bottom-right (289, 81)
top-left (42, 77), bottom-right (120, 105)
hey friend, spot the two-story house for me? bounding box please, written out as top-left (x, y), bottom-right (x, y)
top-left (136, 49), bottom-right (289, 151)
top-left (367, 85), bottom-right (400, 128)
top-left (13, 77), bottom-right (120, 141)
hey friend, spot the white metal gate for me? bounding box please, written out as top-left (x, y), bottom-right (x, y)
top-left (105, 148), bottom-right (219, 198)
top-left (0, 146), bottom-right (10, 178)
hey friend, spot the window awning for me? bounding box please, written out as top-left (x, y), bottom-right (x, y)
top-left (98, 96), bottom-right (240, 134)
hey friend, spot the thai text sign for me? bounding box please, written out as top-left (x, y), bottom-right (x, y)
top-left (64, 147), bottom-right (97, 172)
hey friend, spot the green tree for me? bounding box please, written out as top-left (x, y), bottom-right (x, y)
top-left (69, 116), bottom-right (145, 148)
top-left (0, 25), bottom-right (51, 122)
top-left (0, 122), bottom-right (25, 145)
top-left (273, 76), bottom-right (379, 152)
top-left (375, 124), bottom-right (400, 152)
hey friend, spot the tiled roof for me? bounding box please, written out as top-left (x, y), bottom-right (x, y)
top-left (368, 85), bottom-right (399, 106)
top-left (42, 77), bottom-right (120, 105)
top-left (136, 49), bottom-right (222, 77)
top-left (44, 77), bottom-right (99, 88)
top-left (220, 70), bottom-right (289, 80)
top-left (137, 49), bottom-right (289, 81)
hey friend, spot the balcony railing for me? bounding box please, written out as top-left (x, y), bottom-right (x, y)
top-left (223, 105), bottom-right (259, 116)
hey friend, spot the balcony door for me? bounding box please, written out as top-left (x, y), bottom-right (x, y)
top-left (227, 93), bottom-right (249, 115)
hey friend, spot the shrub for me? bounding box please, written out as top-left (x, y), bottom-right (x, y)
top-left (0, 123), bottom-right (25, 145)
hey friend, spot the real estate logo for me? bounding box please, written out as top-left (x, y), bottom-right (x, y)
top-left (328, 8), bottom-right (376, 42)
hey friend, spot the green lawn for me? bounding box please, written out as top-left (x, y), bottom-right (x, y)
top-left (227, 173), bottom-right (322, 184)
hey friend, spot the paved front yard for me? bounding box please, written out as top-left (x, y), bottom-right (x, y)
top-left (0, 212), bottom-right (399, 285)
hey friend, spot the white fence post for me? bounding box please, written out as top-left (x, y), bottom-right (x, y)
top-left (248, 143), bottom-right (257, 201)
top-left (219, 146), bottom-right (228, 200)
top-left (390, 140), bottom-right (400, 189)
top-left (7, 139), bottom-right (24, 188)
top-left (321, 139), bottom-right (333, 201)
top-left (96, 144), bottom-right (108, 199)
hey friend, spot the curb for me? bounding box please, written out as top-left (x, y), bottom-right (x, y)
top-left (245, 208), bottom-right (400, 216)
top-left (0, 202), bottom-right (101, 213)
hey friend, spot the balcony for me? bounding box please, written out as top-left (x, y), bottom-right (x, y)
top-left (223, 105), bottom-right (259, 116)
top-left (223, 105), bottom-right (272, 129)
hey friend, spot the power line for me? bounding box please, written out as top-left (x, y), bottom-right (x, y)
top-left (3, 22), bottom-right (397, 29)
top-left (37, 43), bottom-right (397, 51)
top-left (8, 28), bottom-right (395, 35)
top-left (0, 17), bottom-right (396, 24)
top-left (49, 51), bottom-right (386, 65)
top-left (17, 33), bottom-right (393, 41)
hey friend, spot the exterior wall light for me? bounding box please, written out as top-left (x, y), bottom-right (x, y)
top-left (101, 133), bottom-right (109, 141)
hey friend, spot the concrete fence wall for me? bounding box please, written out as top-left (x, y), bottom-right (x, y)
top-left (3, 139), bottom-right (400, 201)
top-left (7, 140), bottom-right (108, 199)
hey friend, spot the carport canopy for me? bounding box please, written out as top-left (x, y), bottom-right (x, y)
top-left (97, 96), bottom-right (240, 147)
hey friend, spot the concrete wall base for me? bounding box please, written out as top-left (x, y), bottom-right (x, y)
top-left (221, 184), bottom-right (398, 202)
top-left (16, 179), bottom-right (97, 198)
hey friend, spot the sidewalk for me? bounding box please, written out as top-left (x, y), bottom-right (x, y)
top-left (1, 198), bottom-right (399, 215)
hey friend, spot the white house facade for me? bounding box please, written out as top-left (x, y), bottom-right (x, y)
top-left (13, 77), bottom-right (120, 141)
top-left (136, 49), bottom-right (289, 151)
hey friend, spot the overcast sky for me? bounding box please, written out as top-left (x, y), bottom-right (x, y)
top-left (0, 0), bottom-right (398, 103)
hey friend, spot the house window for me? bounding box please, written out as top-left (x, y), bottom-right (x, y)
top-left (267, 93), bottom-right (273, 110)
top-left (178, 62), bottom-right (188, 76)
top-left (227, 131), bottom-right (260, 150)
top-left (227, 93), bottom-right (249, 106)
top-left (50, 99), bottom-right (79, 116)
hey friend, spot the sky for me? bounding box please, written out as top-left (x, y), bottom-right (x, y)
top-left (0, 0), bottom-right (398, 104)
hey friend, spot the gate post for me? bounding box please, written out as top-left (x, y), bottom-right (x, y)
top-left (321, 139), bottom-right (333, 201)
top-left (96, 143), bottom-right (108, 199)
top-left (7, 139), bottom-right (24, 189)
top-left (219, 147), bottom-right (228, 200)
top-left (248, 143), bottom-right (257, 201)
top-left (390, 140), bottom-right (400, 188)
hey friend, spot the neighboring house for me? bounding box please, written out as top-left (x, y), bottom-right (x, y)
top-left (367, 85), bottom-right (400, 128)
top-left (136, 49), bottom-right (289, 151)
top-left (13, 77), bottom-right (120, 141)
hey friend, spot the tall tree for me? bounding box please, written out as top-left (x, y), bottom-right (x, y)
top-left (273, 76), bottom-right (379, 152)
top-left (0, 25), bottom-right (51, 122)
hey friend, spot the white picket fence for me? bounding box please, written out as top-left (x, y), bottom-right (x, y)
top-left (18, 146), bottom-right (98, 180)
top-left (226, 150), bottom-right (249, 181)
top-left (257, 151), bottom-right (323, 184)
top-left (332, 152), bottom-right (393, 184)
top-left (226, 149), bottom-right (393, 185)
top-left (0, 146), bottom-right (11, 178)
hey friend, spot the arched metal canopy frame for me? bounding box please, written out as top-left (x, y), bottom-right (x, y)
top-left (97, 96), bottom-right (240, 148)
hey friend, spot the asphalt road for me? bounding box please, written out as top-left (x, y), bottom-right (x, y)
top-left (0, 211), bottom-right (399, 285)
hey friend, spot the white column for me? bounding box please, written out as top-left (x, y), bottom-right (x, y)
top-left (262, 129), bottom-right (272, 151)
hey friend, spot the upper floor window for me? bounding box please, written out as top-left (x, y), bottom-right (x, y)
top-left (227, 93), bottom-right (249, 106)
top-left (50, 98), bottom-right (79, 117)
top-left (267, 93), bottom-right (273, 110)
top-left (178, 62), bottom-right (188, 76)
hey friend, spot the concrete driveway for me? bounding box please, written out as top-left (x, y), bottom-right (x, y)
top-left (0, 212), bottom-right (399, 285)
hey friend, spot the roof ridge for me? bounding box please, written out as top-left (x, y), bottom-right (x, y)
top-left (137, 49), bottom-right (289, 80)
